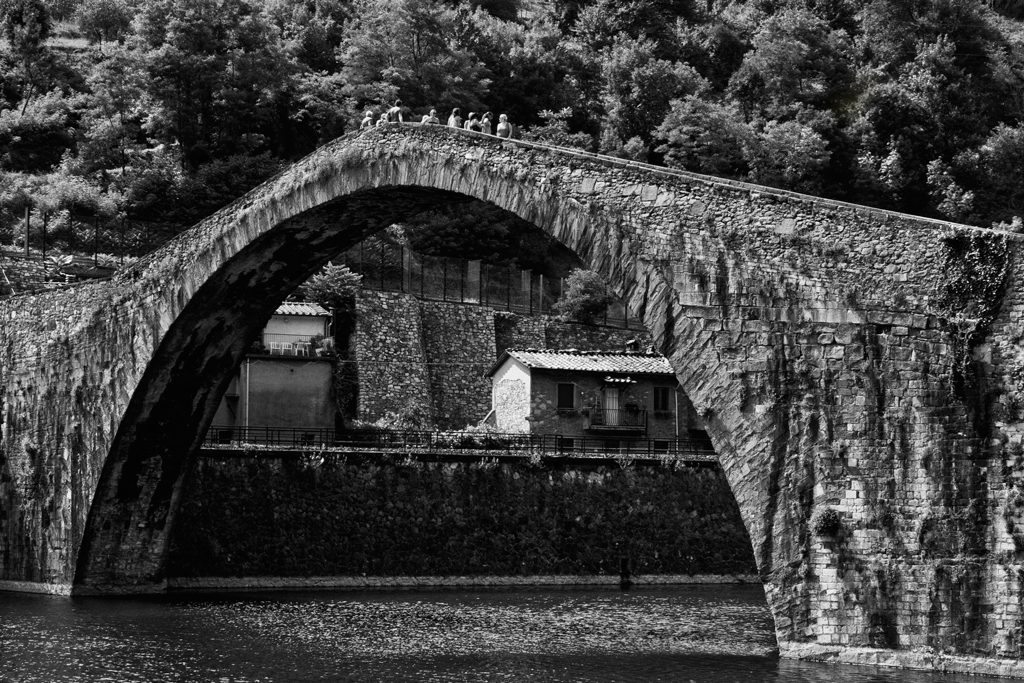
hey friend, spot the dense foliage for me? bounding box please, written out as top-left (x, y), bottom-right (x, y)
top-left (301, 262), bottom-right (362, 311)
top-left (552, 268), bottom-right (616, 324)
top-left (1, 0), bottom-right (1023, 260)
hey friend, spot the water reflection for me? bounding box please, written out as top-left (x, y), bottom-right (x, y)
top-left (0, 585), bottom-right (1010, 682)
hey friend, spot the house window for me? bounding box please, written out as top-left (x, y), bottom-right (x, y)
top-left (654, 386), bottom-right (672, 413)
top-left (557, 383), bottom-right (576, 409)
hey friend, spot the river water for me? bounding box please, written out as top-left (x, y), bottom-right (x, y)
top-left (0, 584), bottom-right (1010, 682)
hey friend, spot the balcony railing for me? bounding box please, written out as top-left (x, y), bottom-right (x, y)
top-left (249, 333), bottom-right (335, 357)
top-left (586, 408), bottom-right (647, 430)
top-left (201, 426), bottom-right (716, 461)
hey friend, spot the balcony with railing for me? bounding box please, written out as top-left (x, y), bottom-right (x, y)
top-left (585, 407), bottom-right (647, 431)
top-left (249, 333), bottom-right (336, 358)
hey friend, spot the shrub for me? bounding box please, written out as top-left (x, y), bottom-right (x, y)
top-left (811, 506), bottom-right (842, 536)
top-left (302, 263), bottom-right (362, 313)
top-left (552, 268), bottom-right (615, 324)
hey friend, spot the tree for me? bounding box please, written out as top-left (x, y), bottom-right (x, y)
top-left (263, 0), bottom-right (350, 72)
top-left (725, 8), bottom-right (855, 118)
top-left (461, 9), bottom-right (584, 129)
top-left (572, 0), bottom-right (692, 57)
top-left (78, 47), bottom-right (149, 173)
top-left (302, 263), bottom-right (363, 312)
top-left (744, 118), bottom-right (831, 192)
top-left (656, 95), bottom-right (752, 177)
top-left (0, 88), bottom-right (75, 171)
top-left (849, 35), bottom-right (997, 214)
top-left (956, 123), bottom-right (1024, 225)
top-left (138, 0), bottom-right (297, 166)
top-left (338, 0), bottom-right (491, 114)
top-left (674, 19), bottom-right (749, 92)
top-left (520, 107), bottom-right (595, 150)
top-left (75, 0), bottom-right (132, 44)
top-left (990, 0), bottom-right (1024, 19)
top-left (0, 0), bottom-right (51, 112)
top-left (289, 71), bottom-right (352, 152)
top-left (553, 268), bottom-right (616, 324)
top-left (599, 36), bottom-right (708, 148)
top-left (926, 159), bottom-right (974, 222)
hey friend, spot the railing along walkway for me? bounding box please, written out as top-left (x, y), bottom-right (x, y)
top-left (201, 426), bottom-right (717, 462)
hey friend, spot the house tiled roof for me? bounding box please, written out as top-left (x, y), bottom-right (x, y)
top-left (489, 348), bottom-right (675, 376)
top-left (275, 302), bottom-right (330, 317)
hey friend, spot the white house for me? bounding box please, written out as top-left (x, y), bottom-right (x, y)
top-left (211, 302), bottom-right (336, 434)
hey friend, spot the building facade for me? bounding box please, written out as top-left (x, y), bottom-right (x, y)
top-left (487, 349), bottom-right (706, 448)
top-left (211, 302), bottom-right (336, 434)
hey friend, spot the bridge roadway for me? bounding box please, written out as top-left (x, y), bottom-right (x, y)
top-left (3, 123), bottom-right (1024, 676)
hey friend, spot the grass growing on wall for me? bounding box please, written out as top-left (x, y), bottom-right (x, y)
top-left (169, 458), bottom-right (757, 578)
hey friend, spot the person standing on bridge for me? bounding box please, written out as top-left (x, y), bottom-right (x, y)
top-left (421, 109), bottom-right (440, 124)
top-left (360, 110), bottom-right (374, 130)
top-left (386, 100), bottom-right (404, 122)
top-left (481, 112), bottom-right (493, 135)
top-left (447, 108), bottom-right (462, 128)
top-left (464, 112), bottom-right (481, 132)
top-left (496, 114), bottom-right (512, 138)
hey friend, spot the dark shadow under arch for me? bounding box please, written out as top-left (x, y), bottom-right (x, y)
top-left (75, 187), bottom-right (475, 589)
top-left (73, 182), bottom-right (728, 592)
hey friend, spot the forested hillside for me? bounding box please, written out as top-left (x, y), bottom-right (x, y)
top-left (1, 0), bottom-right (1023, 262)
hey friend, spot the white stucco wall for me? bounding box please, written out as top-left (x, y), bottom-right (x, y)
top-left (264, 313), bottom-right (329, 339)
top-left (491, 358), bottom-right (531, 433)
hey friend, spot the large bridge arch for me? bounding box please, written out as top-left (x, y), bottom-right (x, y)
top-left (3, 124), bottom-right (1023, 674)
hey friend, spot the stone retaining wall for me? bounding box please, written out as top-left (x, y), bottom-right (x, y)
top-left (353, 291), bottom-right (654, 429)
top-left (353, 291), bottom-right (433, 424)
top-left (168, 455), bottom-right (757, 580)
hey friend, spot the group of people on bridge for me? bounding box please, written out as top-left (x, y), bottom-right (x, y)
top-left (360, 100), bottom-right (514, 138)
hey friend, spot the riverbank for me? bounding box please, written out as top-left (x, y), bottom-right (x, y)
top-left (167, 573), bottom-right (761, 593)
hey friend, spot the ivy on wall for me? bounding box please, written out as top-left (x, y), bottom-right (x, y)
top-left (935, 230), bottom-right (1012, 401)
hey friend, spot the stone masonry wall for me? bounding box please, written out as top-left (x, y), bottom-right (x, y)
top-left (354, 291), bottom-right (659, 430)
top-left (545, 319), bottom-right (651, 352)
top-left (494, 311), bottom-right (546, 354)
top-left (353, 291), bottom-right (432, 426)
top-left (493, 311), bottom-right (651, 356)
top-left (168, 454), bottom-right (757, 579)
top-left (418, 298), bottom-right (496, 429)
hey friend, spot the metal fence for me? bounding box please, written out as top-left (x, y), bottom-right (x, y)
top-left (587, 408), bottom-right (648, 429)
top-left (339, 242), bottom-right (641, 328)
top-left (202, 425), bottom-right (716, 460)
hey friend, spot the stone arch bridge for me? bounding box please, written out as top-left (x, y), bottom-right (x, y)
top-left (3, 125), bottom-right (1024, 675)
